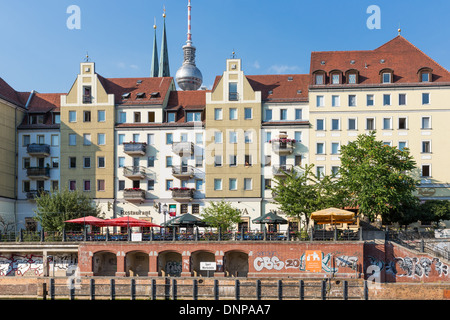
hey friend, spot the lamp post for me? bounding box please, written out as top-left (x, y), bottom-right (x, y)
top-left (162, 203), bottom-right (168, 239)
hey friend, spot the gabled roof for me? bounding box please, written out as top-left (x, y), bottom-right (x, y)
top-left (97, 76), bottom-right (173, 105)
top-left (310, 35), bottom-right (450, 85)
top-left (166, 90), bottom-right (206, 110)
top-left (246, 74), bottom-right (309, 102)
top-left (0, 78), bottom-right (27, 107)
top-left (26, 92), bottom-right (62, 113)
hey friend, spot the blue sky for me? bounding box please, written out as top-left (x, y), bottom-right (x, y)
top-left (1, 0), bottom-right (450, 93)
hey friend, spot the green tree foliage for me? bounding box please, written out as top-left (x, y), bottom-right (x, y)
top-left (271, 164), bottom-right (341, 227)
top-left (339, 131), bottom-right (418, 222)
top-left (34, 188), bottom-right (102, 231)
top-left (201, 200), bottom-right (242, 231)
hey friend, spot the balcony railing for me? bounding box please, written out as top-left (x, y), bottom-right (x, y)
top-left (271, 139), bottom-right (295, 155)
top-left (123, 166), bottom-right (147, 180)
top-left (172, 141), bottom-right (194, 156)
top-left (172, 165), bottom-right (195, 179)
top-left (123, 142), bottom-right (147, 156)
top-left (26, 167), bottom-right (50, 180)
top-left (26, 190), bottom-right (49, 201)
top-left (123, 189), bottom-right (146, 203)
top-left (171, 188), bottom-right (195, 202)
top-left (272, 164), bottom-right (294, 176)
top-left (229, 92), bottom-right (239, 101)
top-left (26, 144), bottom-right (50, 157)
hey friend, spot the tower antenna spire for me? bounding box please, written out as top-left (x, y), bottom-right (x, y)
top-left (187, 0), bottom-right (192, 44)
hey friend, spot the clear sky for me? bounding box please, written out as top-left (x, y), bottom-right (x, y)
top-left (1, 0), bottom-right (450, 93)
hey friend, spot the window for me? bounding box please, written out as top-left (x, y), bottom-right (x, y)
top-left (167, 112), bottom-right (176, 123)
top-left (421, 117), bottom-right (431, 129)
top-left (69, 133), bottom-right (77, 146)
top-left (83, 86), bottom-right (92, 103)
top-left (422, 165), bottom-right (431, 177)
top-left (398, 141), bottom-right (407, 151)
top-left (348, 118), bottom-right (357, 130)
top-left (348, 73), bottom-right (357, 84)
top-left (422, 141), bottom-right (431, 153)
top-left (69, 180), bottom-right (77, 191)
top-left (421, 72), bottom-right (430, 82)
top-left (195, 133), bottom-right (203, 144)
top-left (265, 109), bottom-right (272, 121)
top-left (147, 134), bottom-right (154, 145)
top-left (54, 114), bottom-right (61, 124)
top-left (214, 179), bottom-right (222, 190)
top-left (132, 134), bottom-right (140, 143)
top-left (331, 119), bottom-right (340, 131)
top-left (214, 155), bottom-right (222, 167)
top-left (69, 157), bottom-right (76, 168)
top-left (83, 134), bottom-right (91, 146)
top-left (98, 133), bottom-right (105, 145)
top-left (294, 131), bottom-right (302, 142)
top-left (316, 119), bottom-right (325, 131)
top-left (83, 157), bottom-right (91, 168)
top-left (245, 155), bottom-right (252, 166)
top-left (264, 179), bottom-right (271, 190)
top-left (348, 95), bottom-right (356, 107)
top-left (316, 166), bottom-right (325, 179)
top-left (331, 73), bottom-right (340, 84)
top-left (118, 157), bottom-right (125, 168)
top-left (147, 156), bottom-right (155, 167)
top-left (244, 131), bottom-right (252, 143)
top-left (118, 134), bottom-right (125, 145)
top-left (195, 180), bottom-right (203, 191)
top-left (366, 95), bottom-right (374, 106)
top-left (214, 108), bottom-right (222, 120)
top-left (366, 118), bottom-right (375, 130)
top-left (229, 131), bottom-right (237, 144)
top-left (244, 178), bottom-right (252, 190)
top-left (97, 180), bottom-right (105, 192)
top-left (192, 204), bottom-right (200, 214)
top-left (316, 142), bottom-right (325, 154)
top-left (98, 157), bottom-right (105, 168)
top-left (195, 155), bottom-right (203, 167)
top-left (229, 82), bottom-right (238, 101)
top-left (331, 166), bottom-right (340, 176)
top-left (382, 73), bottom-right (391, 84)
top-left (166, 156), bottom-right (173, 167)
top-left (23, 158), bottom-right (30, 169)
top-left (133, 112), bottom-right (141, 123)
top-left (331, 95), bottom-right (340, 107)
top-left (331, 143), bottom-right (340, 155)
top-left (119, 112), bottom-right (126, 123)
top-left (186, 112), bottom-right (202, 122)
top-left (51, 157), bottom-right (59, 168)
top-left (83, 111), bottom-right (91, 122)
top-left (23, 135), bottom-right (30, 147)
top-left (316, 95), bottom-right (324, 107)
top-left (399, 94), bottom-right (406, 106)
top-left (51, 135), bottom-right (59, 146)
top-left (315, 74), bottom-right (324, 85)
top-left (383, 118), bottom-right (392, 130)
top-left (69, 111), bottom-right (77, 122)
top-left (398, 117), bottom-right (407, 130)
top-left (165, 180), bottom-right (173, 191)
top-left (422, 93), bottom-right (430, 105)
top-left (295, 155), bottom-right (302, 166)
top-left (280, 109), bottom-right (288, 120)
top-left (295, 109), bottom-right (302, 120)
top-left (118, 180), bottom-right (125, 191)
top-left (148, 112), bottom-right (155, 123)
top-left (166, 133), bottom-right (173, 144)
top-left (383, 94), bottom-right (391, 106)
top-left (264, 155), bottom-right (271, 167)
top-left (229, 178), bottom-right (237, 190)
top-left (266, 131), bottom-right (272, 143)
top-left (52, 180), bottom-right (59, 191)
top-left (244, 108), bottom-right (252, 120)
top-left (214, 131), bottom-right (222, 143)
top-left (229, 108), bottom-right (237, 120)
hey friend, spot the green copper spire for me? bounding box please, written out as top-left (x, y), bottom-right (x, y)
top-left (158, 10), bottom-right (170, 77)
top-left (150, 20), bottom-right (159, 77)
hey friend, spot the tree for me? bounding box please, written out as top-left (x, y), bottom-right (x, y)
top-left (34, 188), bottom-right (102, 232)
top-left (201, 200), bottom-right (242, 231)
top-left (339, 131), bottom-right (418, 222)
top-left (271, 164), bottom-right (341, 228)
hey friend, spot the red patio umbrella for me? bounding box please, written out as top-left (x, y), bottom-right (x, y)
top-left (104, 216), bottom-right (161, 228)
top-left (64, 216), bottom-right (109, 227)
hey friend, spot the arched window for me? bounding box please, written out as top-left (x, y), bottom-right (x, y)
top-left (345, 69), bottom-right (359, 84)
top-left (418, 67), bottom-right (433, 83)
top-left (379, 68), bottom-right (394, 84)
top-left (329, 70), bottom-right (343, 84)
top-left (312, 70), bottom-right (327, 85)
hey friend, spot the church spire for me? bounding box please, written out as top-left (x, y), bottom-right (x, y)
top-left (150, 18), bottom-right (159, 77)
top-left (158, 8), bottom-right (170, 77)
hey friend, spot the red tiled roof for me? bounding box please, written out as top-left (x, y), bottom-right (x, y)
top-left (246, 74), bottom-right (309, 102)
top-left (166, 90), bottom-right (206, 110)
top-left (310, 35), bottom-right (450, 85)
top-left (0, 78), bottom-right (27, 107)
top-left (98, 76), bottom-right (173, 105)
top-left (26, 92), bottom-right (62, 113)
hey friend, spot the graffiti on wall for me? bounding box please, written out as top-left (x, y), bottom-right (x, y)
top-left (367, 255), bottom-right (450, 279)
top-left (252, 250), bottom-right (359, 274)
top-left (0, 253), bottom-right (78, 277)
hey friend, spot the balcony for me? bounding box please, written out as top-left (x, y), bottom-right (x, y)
top-left (172, 141), bottom-right (194, 157)
top-left (272, 164), bottom-right (294, 177)
top-left (123, 166), bottom-right (147, 180)
top-left (123, 189), bottom-right (146, 203)
top-left (123, 142), bottom-right (147, 156)
top-left (27, 144), bottom-right (50, 157)
top-left (271, 139), bottom-right (295, 155)
top-left (26, 167), bottom-right (50, 180)
top-left (26, 190), bottom-right (49, 201)
top-left (172, 165), bottom-right (195, 179)
top-left (171, 188), bottom-right (195, 202)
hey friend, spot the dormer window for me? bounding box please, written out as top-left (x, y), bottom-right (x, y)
top-left (136, 92), bottom-right (145, 99)
top-left (345, 69), bottom-right (359, 84)
top-left (167, 112), bottom-right (176, 123)
top-left (380, 68), bottom-right (394, 84)
top-left (313, 70), bottom-right (326, 85)
top-left (122, 93), bottom-right (131, 99)
top-left (330, 70), bottom-right (343, 85)
top-left (418, 67), bottom-right (433, 83)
